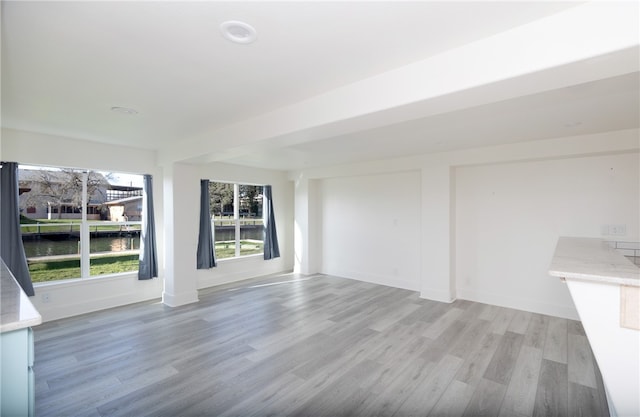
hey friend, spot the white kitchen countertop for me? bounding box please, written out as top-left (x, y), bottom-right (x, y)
top-left (0, 260), bottom-right (42, 333)
top-left (549, 237), bottom-right (640, 287)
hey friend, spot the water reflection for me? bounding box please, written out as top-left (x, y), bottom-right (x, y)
top-left (23, 237), bottom-right (140, 258)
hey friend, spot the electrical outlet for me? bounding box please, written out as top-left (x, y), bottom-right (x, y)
top-left (610, 225), bottom-right (627, 236)
top-left (41, 293), bottom-right (51, 303)
top-left (603, 224), bottom-right (628, 236)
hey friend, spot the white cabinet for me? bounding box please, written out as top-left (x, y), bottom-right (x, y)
top-left (1, 327), bottom-right (35, 416)
top-left (0, 260), bottom-right (41, 417)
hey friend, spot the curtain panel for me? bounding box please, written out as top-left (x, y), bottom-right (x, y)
top-left (138, 174), bottom-right (158, 280)
top-left (0, 162), bottom-right (35, 295)
top-left (197, 179), bottom-right (216, 269)
top-left (263, 185), bottom-right (280, 260)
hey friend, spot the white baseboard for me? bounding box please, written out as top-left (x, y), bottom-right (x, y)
top-left (162, 290), bottom-right (199, 307)
top-left (456, 288), bottom-right (579, 320)
top-left (420, 288), bottom-right (455, 303)
top-left (323, 268), bottom-right (420, 292)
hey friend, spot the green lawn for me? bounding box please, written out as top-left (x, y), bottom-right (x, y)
top-left (28, 254), bottom-right (139, 282)
top-left (215, 240), bottom-right (263, 259)
top-left (27, 241), bottom-right (264, 282)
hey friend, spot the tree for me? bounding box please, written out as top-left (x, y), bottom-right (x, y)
top-left (20, 169), bottom-right (110, 219)
top-left (239, 185), bottom-right (261, 217)
top-left (208, 182), bottom-right (234, 217)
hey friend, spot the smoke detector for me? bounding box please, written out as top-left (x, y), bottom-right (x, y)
top-left (220, 21), bottom-right (257, 44)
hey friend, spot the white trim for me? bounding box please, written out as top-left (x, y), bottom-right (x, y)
top-left (162, 290), bottom-right (199, 307)
top-left (33, 270), bottom-right (138, 289)
top-left (456, 288), bottom-right (579, 320)
top-left (420, 288), bottom-right (455, 303)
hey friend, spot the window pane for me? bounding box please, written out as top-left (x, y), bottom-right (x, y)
top-left (208, 182), bottom-right (264, 259)
top-left (215, 224), bottom-right (236, 259)
top-left (239, 185), bottom-right (263, 256)
top-left (209, 182), bottom-right (235, 259)
top-left (88, 222), bottom-right (141, 276)
top-left (89, 170), bottom-right (143, 276)
top-left (19, 166), bottom-right (84, 282)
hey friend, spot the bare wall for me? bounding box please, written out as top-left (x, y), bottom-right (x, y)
top-left (320, 171), bottom-right (422, 291)
top-left (455, 152), bottom-right (639, 319)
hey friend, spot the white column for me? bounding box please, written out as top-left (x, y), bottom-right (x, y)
top-left (293, 175), bottom-right (320, 275)
top-left (420, 164), bottom-right (455, 302)
top-left (162, 163), bottom-right (199, 307)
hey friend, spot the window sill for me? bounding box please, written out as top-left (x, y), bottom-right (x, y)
top-left (217, 253), bottom-right (264, 264)
top-left (33, 271), bottom-right (141, 290)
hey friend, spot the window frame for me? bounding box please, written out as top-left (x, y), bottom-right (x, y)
top-left (209, 181), bottom-right (264, 261)
top-left (19, 164), bottom-right (144, 283)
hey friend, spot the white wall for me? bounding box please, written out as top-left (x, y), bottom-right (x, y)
top-left (293, 129), bottom-right (640, 319)
top-left (456, 153), bottom-right (640, 319)
top-left (1, 128), bottom-right (163, 321)
top-left (320, 171), bottom-right (422, 291)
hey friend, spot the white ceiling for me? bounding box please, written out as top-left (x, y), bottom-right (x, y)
top-left (2, 1), bottom-right (638, 171)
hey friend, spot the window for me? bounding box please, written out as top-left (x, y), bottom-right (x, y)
top-left (209, 182), bottom-right (263, 259)
top-left (18, 165), bottom-right (144, 283)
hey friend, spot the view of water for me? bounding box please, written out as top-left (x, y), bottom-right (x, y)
top-left (23, 226), bottom-right (263, 258)
top-left (22, 226), bottom-right (264, 258)
top-left (23, 236), bottom-right (140, 258)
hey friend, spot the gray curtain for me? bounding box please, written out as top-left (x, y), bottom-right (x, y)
top-left (196, 179), bottom-right (216, 269)
top-left (0, 162), bottom-right (35, 295)
top-left (263, 185), bottom-right (280, 260)
top-left (138, 174), bottom-right (158, 280)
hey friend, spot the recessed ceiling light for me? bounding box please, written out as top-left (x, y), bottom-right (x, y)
top-left (111, 106), bottom-right (138, 115)
top-left (220, 21), bottom-right (257, 44)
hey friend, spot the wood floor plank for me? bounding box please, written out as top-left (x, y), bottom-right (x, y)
top-left (593, 353), bottom-right (611, 417)
top-left (544, 317), bottom-right (568, 364)
top-left (421, 320), bottom-right (468, 363)
top-left (533, 359), bottom-right (569, 417)
top-left (567, 319), bottom-right (587, 337)
top-left (346, 359), bottom-right (436, 417)
top-left (455, 332), bottom-right (502, 386)
top-left (449, 318), bottom-right (492, 359)
top-left (368, 301), bottom-right (422, 332)
top-left (428, 379), bottom-right (475, 417)
top-left (569, 382), bottom-right (609, 417)
top-left (397, 300), bottom-right (442, 325)
top-left (422, 307), bottom-right (465, 339)
top-left (395, 354), bottom-right (464, 416)
top-left (364, 322), bottom-right (426, 364)
top-left (477, 303), bottom-right (500, 321)
top-left (489, 307), bottom-right (516, 335)
top-left (483, 331), bottom-right (524, 385)
top-left (221, 372), bottom-right (306, 417)
top-left (567, 333), bottom-right (597, 389)
top-left (523, 313), bottom-right (549, 349)
top-left (462, 378), bottom-right (507, 417)
top-left (31, 274), bottom-right (608, 417)
top-left (507, 310), bottom-right (533, 335)
top-left (499, 345), bottom-right (543, 416)
top-left (286, 359), bottom-right (384, 417)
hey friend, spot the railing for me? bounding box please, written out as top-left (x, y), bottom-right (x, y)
top-left (213, 218), bottom-right (264, 227)
top-left (21, 221), bottom-right (141, 234)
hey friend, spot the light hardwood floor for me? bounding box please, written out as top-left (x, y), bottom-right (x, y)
top-left (34, 274), bottom-right (609, 417)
